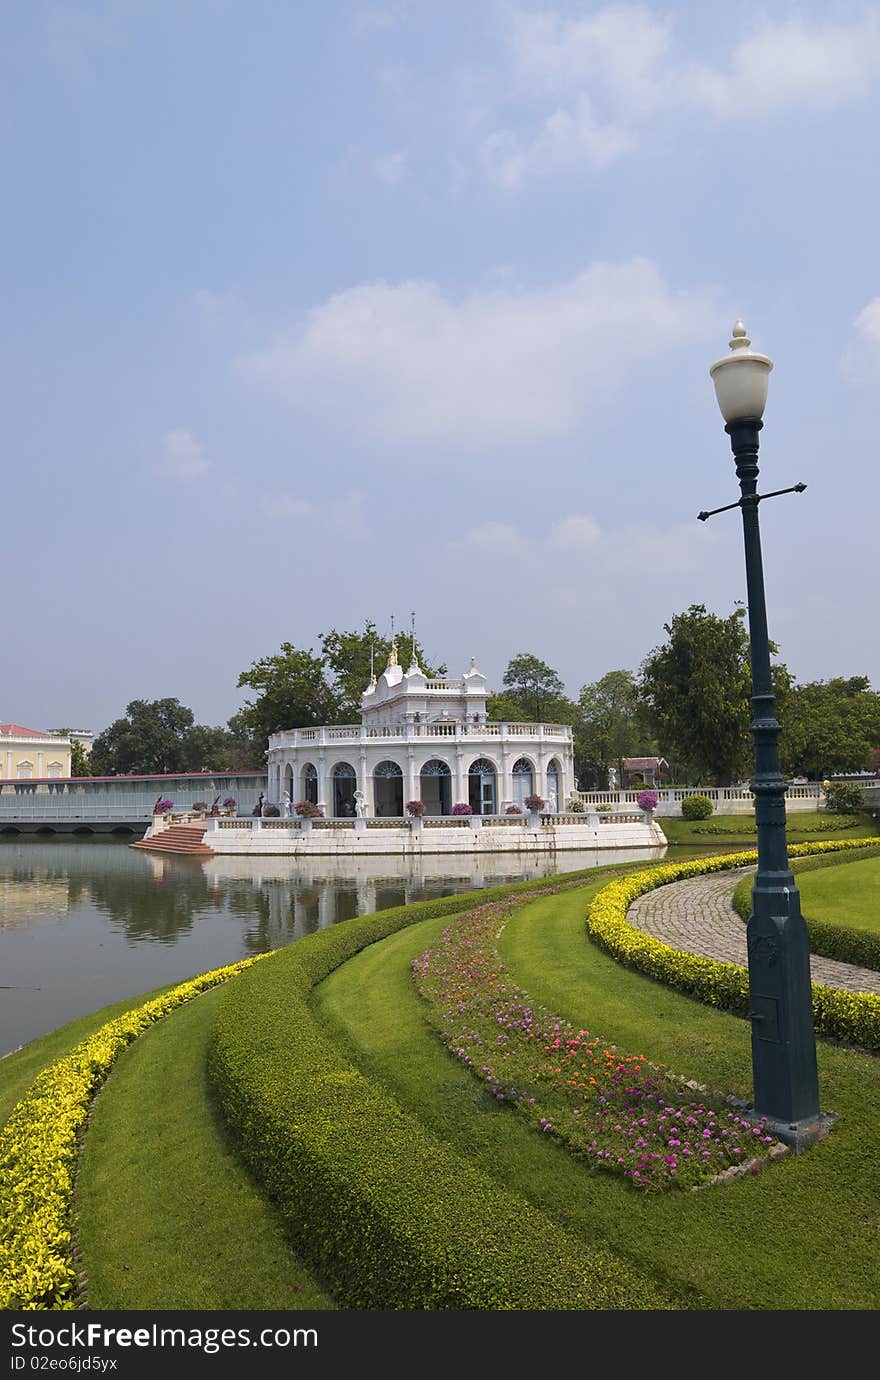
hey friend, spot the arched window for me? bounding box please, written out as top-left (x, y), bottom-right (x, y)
top-left (332, 762), bottom-right (356, 817)
top-left (373, 760), bottom-right (403, 817)
top-left (419, 758), bottom-right (451, 815)
top-left (302, 762), bottom-right (318, 805)
top-left (47, 762), bottom-right (63, 778)
top-left (511, 757), bottom-right (534, 809)
top-left (17, 761), bottom-right (34, 780)
top-left (468, 757), bottom-right (497, 815)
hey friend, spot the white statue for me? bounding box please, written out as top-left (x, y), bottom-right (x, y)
top-left (607, 767), bottom-right (618, 790)
top-left (281, 793), bottom-right (291, 818)
top-left (354, 790), bottom-right (367, 819)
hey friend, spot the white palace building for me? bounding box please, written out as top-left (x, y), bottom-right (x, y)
top-left (266, 647), bottom-right (575, 818)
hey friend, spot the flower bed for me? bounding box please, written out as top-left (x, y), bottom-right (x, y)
top-left (0, 957), bottom-right (264, 1311)
top-left (412, 894), bottom-right (779, 1190)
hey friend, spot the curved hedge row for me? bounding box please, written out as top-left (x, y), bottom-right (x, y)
top-left (207, 880), bottom-right (679, 1311)
top-left (0, 957), bottom-right (264, 1312)
top-left (731, 847), bottom-right (880, 975)
top-left (585, 840), bottom-right (880, 1051)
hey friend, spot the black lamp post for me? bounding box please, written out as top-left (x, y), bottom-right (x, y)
top-left (707, 322), bottom-right (832, 1149)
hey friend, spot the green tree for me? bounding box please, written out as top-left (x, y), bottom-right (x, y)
top-left (639, 605), bottom-right (788, 785)
top-left (90, 699), bottom-right (198, 775)
top-left (235, 645), bottom-right (340, 752)
top-left (575, 670), bottom-right (654, 787)
top-left (69, 740), bottom-right (90, 776)
top-left (778, 677), bottom-right (880, 779)
top-left (501, 653), bottom-right (567, 722)
top-left (320, 622), bottom-right (445, 721)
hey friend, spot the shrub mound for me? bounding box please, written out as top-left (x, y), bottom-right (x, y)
top-left (207, 880), bottom-right (675, 1311)
top-left (681, 794), bottom-right (713, 821)
top-left (0, 957), bottom-right (264, 1311)
top-left (586, 840), bottom-right (880, 1050)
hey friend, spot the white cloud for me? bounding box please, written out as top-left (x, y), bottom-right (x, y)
top-left (374, 149), bottom-right (408, 184)
top-left (482, 97), bottom-right (634, 188)
top-left (842, 296), bottom-right (880, 382)
top-left (158, 430), bottom-right (209, 482)
top-left (262, 493), bottom-right (315, 520)
top-left (482, 6), bottom-right (880, 185)
top-left (688, 14), bottom-right (880, 116)
top-left (509, 6), bottom-right (672, 115)
top-left (550, 514), bottom-right (601, 551)
top-left (243, 258), bottom-right (714, 448)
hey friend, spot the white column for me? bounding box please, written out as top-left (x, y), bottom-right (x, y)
top-left (359, 749), bottom-right (369, 815)
top-left (455, 746), bottom-right (465, 808)
top-left (37, 751), bottom-right (44, 776)
top-left (500, 733), bottom-right (511, 809)
top-left (407, 748), bottom-right (417, 807)
top-left (318, 754), bottom-right (328, 815)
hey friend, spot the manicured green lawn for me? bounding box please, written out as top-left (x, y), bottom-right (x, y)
top-left (315, 882), bottom-right (880, 1309)
top-left (795, 855), bottom-right (880, 938)
top-left (661, 811), bottom-right (877, 847)
top-left (76, 986), bottom-right (334, 1311)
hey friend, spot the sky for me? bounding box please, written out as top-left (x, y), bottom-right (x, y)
top-left (3, 0), bottom-right (880, 736)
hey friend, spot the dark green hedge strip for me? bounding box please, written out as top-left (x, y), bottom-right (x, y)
top-left (731, 846), bottom-right (880, 976)
top-left (208, 875), bottom-right (679, 1311)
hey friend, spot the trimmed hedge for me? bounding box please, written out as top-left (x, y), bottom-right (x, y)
top-left (586, 840), bottom-right (880, 1051)
top-left (207, 879), bottom-right (677, 1311)
top-left (0, 957), bottom-right (265, 1312)
top-left (732, 846), bottom-right (880, 975)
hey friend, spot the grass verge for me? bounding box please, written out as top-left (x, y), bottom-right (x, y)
top-left (732, 850), bottom-right (880, 974)
top-left (315, 886), bottom-right (880, 1308)
top-left (77, 985), bottom-right (334, 1311)
top-left (660, 811), bottom-right (878, 847)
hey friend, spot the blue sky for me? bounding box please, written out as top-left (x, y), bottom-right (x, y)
top-left (3, 0), bottom-right (879, 734)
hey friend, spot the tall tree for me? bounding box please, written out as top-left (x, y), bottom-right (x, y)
top-left (778, 677), bottom-right (880, 779)
top-left (90, 699), bottom-right (198, 775)
top-left (501, 653), bottom-right (567, 722)
top-left (235, 645), bottom-right (340, 751)
top-left (639, 605), bottom-right (788, 785)
top-left (576, 670), bottom-right (653, 787)
top-left (320, 622), bottom-right (445, 721)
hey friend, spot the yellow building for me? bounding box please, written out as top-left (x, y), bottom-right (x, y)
top-left (0, 724), bottom-right (71, 780)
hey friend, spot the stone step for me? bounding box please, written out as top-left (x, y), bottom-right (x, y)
top-left (130, 824), bottom-right (213, 856)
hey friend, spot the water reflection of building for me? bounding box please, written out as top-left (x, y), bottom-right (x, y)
top-left (202, 847), bottom-right (662, 945)
top-left (267, 648), bottom-right (574, 817)
top-left (0, 876), bottom-right (69, 930)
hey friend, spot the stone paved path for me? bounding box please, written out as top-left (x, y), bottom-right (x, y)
top-left (627, 868), bottom-right (880, 996)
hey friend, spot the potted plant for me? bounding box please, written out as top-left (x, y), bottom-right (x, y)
top-left (524, 793), bottom-right (545, 814)
top-left (155, 798), bottom-right (173, 815)
top-left (295, 800), bottom-right (324, 818)
top-left (451, 802), bottom-right (473, 815)
top-left (406, 800), bottom-right (426, 816)
top-left (191, 801), bottom-right (208, 815)
top-left (637, 789), bottom-right (658, 815)
top-left (222, 796), bottom-right (237, 815)
top-left (505, 804), bottom-right (522, 815)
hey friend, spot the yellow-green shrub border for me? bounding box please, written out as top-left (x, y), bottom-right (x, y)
top-left (0, 956), bottom-right (264, 1312)
top-left (586, 839), bottom-right (880, 1051)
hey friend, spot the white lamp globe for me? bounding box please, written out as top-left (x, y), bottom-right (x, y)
top-left (709, 321), bottom-right (774, 422)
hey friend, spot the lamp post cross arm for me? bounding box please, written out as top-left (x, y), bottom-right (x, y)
top-left (697, 482), bottom-right (806, 523)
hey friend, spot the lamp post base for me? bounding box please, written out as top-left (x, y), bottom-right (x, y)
top-left (742, 1107), bottom-right (837, 1153)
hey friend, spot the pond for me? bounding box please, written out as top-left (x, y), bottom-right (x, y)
top-left (0, 837), bottom-right (667, 1056)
